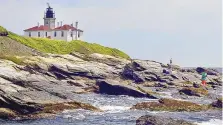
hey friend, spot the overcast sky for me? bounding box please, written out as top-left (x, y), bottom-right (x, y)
top-left (0, 0), bottom-right (222, 67)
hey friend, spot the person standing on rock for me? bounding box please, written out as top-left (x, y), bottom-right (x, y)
top-left (201, 70), bottom-right (207, 86)
top-left (169, 58), bottom-right (172, 74)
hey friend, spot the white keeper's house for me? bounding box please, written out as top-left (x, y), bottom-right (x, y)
top-left (24, 3), bottom-right (83, 42)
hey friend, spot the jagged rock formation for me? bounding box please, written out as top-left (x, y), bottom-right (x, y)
top-left (0, 52), bottom-right (222, 119)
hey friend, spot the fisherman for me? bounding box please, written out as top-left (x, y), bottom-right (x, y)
top-left (169, 58), bottom-right (173, 74)
top-left (201, 70), bottom-right (208, 86)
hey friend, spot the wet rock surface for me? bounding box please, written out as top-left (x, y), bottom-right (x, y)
top-left (136, 115), bottom-right (195, 125)
top-left (131, 98), bottom-right (206, 112)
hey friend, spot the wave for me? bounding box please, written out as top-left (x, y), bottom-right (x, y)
top-left (195, 119), bottom-right (222, 125)
top-left (99, 105), bottom-right (131, 113)
top-left (62, 113), bottom-right (85, 120)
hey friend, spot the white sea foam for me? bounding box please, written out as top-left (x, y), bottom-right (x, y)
top-left (63, 113), bottom-right (85, 120)
top-left (99, 105), bottom-right (131, 113)
top-left (195, 119), bottom-right (222, 125)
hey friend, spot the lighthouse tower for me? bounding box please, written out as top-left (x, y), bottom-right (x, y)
top-left (43, 3), bottom-right (56, 29)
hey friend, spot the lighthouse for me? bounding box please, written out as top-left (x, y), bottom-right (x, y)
top-left (43, 3), bottom-right (56, 29)
top-left (23, 3), bottom-right (84, 41)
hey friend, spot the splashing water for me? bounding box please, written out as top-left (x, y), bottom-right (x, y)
top-left (0, 93), bottom-right (222, 125)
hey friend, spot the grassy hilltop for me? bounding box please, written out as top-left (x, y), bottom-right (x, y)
top-left (0, 25), bottom-right (130, 59)
top-left (0, 26), bottom-right (7, 33)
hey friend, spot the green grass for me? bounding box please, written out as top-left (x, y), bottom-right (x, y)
top-left (0, 55), bottom-right (24, 65)
top-left (7, 31), bottom-right (130, 59)
top-left (183, 81), bottom-right (193, 84)
top-left (0, 26), bottom-right (8, 34)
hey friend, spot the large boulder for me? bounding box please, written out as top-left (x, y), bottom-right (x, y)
top-left (196, 67), bottom-right (219, 76)
top-left (122, 60), bottom-right (163, 83)
top-left (131, 98), bottom-right (205, 112)
top-left (0, 85), bottom-right (100, 120)
top-left (132, 60), bottom-right (163, 72)
top-left (48, 60), bottom-right (120, 79)
top-left (136, 115), bottom-right (195, 125)
top-left (96, 79), bottom-right (157, 98)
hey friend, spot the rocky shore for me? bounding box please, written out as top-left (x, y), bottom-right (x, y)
top-left (0, 52), bottom-right (222, 123)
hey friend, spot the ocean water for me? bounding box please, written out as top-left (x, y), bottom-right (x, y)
top-left (0, 94), bottom-right (222, 125)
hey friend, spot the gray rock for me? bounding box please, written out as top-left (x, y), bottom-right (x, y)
top-left (196, 67), bottom-right (219, 76)
top-left (96, 79), bottom-right (157, 98)
top-left (133, 59), bottom-right (163, 72)
top-left (193, 82), bottom-right (201, 88)
top-left (0, 52), bottom-right (222, 120)
top-left (88, 53), bottom-right (130, 68)
top-left (211, 98), bottom-right (222, 108)
top-left (122, 60), bottom-right (162, 83)
top-left (136, 115), bottom-right (195, 125)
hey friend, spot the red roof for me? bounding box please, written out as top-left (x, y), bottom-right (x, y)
top-left (54, 24), bottom-right (83, 32)
top-left (24, 25), bottom-right (51, 31)
top-left (24, 24), bottom-right (83, 32)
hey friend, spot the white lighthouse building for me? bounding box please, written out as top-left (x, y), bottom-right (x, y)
top-left (24, 3), bottom-right (83, 42)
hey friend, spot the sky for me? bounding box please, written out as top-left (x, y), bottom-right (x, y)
top-left (0, 0), bottom-right (222, 67)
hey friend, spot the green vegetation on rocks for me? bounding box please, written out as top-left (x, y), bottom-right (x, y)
top-left (40, 101), bottom-right (101, 114)
top-left (179, 87), bottom-right (208, 97)
top-left (0, 101), bottom-right (100, 120)
top-left (136, 86), bottom-right (160, 96)
top-left (183, 81), bottom-right (193, 84)
top-left (0, 26), bottom-right (8, 36)
top-left (0, 55), bottom-right (25, 65)
top-left (131, 98), bottom-right (206, 112)
top-left (6, 31), bottom-right (130, 59)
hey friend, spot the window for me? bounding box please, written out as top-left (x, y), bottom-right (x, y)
top-left (38, 32), bottom-right (40, 37)
top-left (54, 31), bottom-right (57, 37)
top-left (29, 32), bottom-right (31, 37)
top-left (70, 31), bottom-right (73, 37)
top-left (45, 32), bottom-right (47, 37)
top-left (61, 31), bottom-right (64, 37)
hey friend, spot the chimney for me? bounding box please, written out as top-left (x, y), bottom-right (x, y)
top-left (71, 23), bottom-right (73, 27)
top-left (60, 21), bottom-right (62, 26)
top-left (57, 22), bottom-right (59, 27)
top-left (37, 22), bottom-right (39, 27)
top-left (75, 21), bottom-right (78, 29)
top-left (75, 21), bottom-right (78, 40)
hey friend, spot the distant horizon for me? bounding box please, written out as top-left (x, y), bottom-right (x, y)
top-left (0, 0), bottom-right (222, 67)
